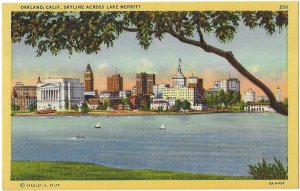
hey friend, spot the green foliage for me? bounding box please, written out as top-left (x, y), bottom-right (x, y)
top-left (283, 98), bottom-right (288, 108)
top-left (123, 98), bottom-right (130, 106)
top-left (11, 161), bottom-right (251, 180)
top-left (174, 99), bottom-right (182, 111)
top-left (181, 100), bottom-right (191, 110)
top-left (11, 11), bottom-right (288, 56)
top-left (71, 104), bottom-right (79, 112)
top-left (248, 158), bottom-right (288, 179)
top-left (11, 104), bottom-right (20, 112)
top-left (64, 97), bottom-right (69, 110)
top-left (28, 104), bottom-right (37, 112)
top-left (80, 102), bottom-right (89, 113)
top-left (100, 100), bottom-right (111, 110)
top-left (205, 90), bottom-right (241, 108)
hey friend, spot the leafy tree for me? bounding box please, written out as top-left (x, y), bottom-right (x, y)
top-left (28, 104), bottom-right (37, 112)
top-left (283, 98), bottom-right (288, 108)
top-left (123, 98), bottom-right (130, 106)
top-left (181, 100), bottom-right (191, 110)
top-left (64, 97), bottom-right (69, 110)
top-left (80, 102), bottom-right (89, 113)
top-left (248, 157), bottom-right (288, 179)
top-left (219, 89), bottom-right (226, 107)
top-left (232, 91), bottom-right (241, 105)
top-left (71, 104), bottom-right (79, 112)
top-left (11, 11), bottom-right (288, 115)
top-left (174, 99), bottom-right (182, 111)
top-left (11, 104), bottom-right (20, 112)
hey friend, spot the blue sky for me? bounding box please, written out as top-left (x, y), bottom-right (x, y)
top-left (12, 23), bottom-right (287, 98)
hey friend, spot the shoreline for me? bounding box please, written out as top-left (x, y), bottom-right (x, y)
top-left (12, 110), bottom-right (245, 117)
top-left (11, 160), bottom-right (251, 180)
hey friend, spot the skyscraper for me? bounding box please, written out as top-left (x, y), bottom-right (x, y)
top-left (107, 74), bottom-right (123, 93)
top-left (136, 72), bottom-right (155, 95)
top-left (84, 64), bottom-right (94, 92)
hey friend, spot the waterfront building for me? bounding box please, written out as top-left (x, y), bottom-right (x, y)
top-left (244, 89), bottom-right (256, 102)
top-left (11, 81), bottom-right (37, 110)
top-left (153, 84), bottom-right (170, 99)
top-left (107, 74), bottom-right (123, 93)
top-left (244, 102), bottom-right (274, 112)
top-left (136, 72), bottom-right (155, 95)
top-left (162, 87), bottom-right (199, 106)
top-left (84, 64), bottom-right (94, 92)
top-left (276, 87), bottom-right (281, 102)
top-left (37, 78), bottom-right (84, 111)
top-left (150, 99), bottom-right (171, 111)
top-left (172, 59), bottom-right (186, 88)
top-left (190, 102), bottom-right (208, 111)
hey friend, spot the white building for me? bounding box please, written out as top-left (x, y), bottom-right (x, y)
top-left (99, 91), bottom-right (119, 98)
top-left (244, 89), bottom-right (256, 102)
top-left (163, 87), bottom-right (198, 106)
top-left (153, 84), bottom-right (170, 98)
top-left (150, 99), bottom-right (171, 111)
top-left (213, 78), bottom-right (240, 93)
top-left (244, 102), bottom-right (274, 112)
top-left (191, 102), bottom-right (208, 111)
top-left (276, 87), bottom-right (281, 102)
top-left (228, 78), bottom-right (240, 92)
top-left (37, 78), bottom-right (85, 111)
top-left (172, 59), bottom-right (186, 88)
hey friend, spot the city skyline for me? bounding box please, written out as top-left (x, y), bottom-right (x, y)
top-left (12, 25), bottom-right (287, 99)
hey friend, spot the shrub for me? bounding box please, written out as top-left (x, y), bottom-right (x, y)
top-left (248, 157), bottom-right (287, 179)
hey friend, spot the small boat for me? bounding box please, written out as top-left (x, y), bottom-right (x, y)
top-left (76, 135), bottom-right (84, 139)
top-left (95, 122), bottom-right (101, 128)
top-left (159, 124), bottom-right (166, 130)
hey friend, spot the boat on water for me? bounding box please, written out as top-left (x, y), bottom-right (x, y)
top-left (159, 124), bottom-right (166, 130)
top-left (95, 122), bottom-right (101, 128)
top-left (76, 135), bottom-right (84, 139)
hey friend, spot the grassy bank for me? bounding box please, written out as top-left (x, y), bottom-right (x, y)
top-left (11, 161), bottom-right (251, 180)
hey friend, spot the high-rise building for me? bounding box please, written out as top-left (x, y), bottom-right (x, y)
top-left (212, 78), bottom-right (240, 93)
top-left (107, 74), bottom-right (123, 93)
top-left (244, 89), bottom-right (256, 102)
top-left (84, 64), bottom-right (94, 92)
top-left (188, 76), bottom-right (204, 96)
top-left (172, 59), bottom-right (186, 88)
top-left (276, 87), bottom-right (281, 102)
top-left (136, 72), bottom-right (155, 95)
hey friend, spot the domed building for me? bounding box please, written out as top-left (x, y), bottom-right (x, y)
top-left (172, 59), bottom-right (186, 88)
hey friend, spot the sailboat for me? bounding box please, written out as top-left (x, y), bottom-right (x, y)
top-left (95, 122), bottom-right (101, 128)
top-left (159, 124), bottom-right (166, 130)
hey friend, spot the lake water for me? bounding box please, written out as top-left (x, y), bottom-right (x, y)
top-left (12, 113), bottom-right (287, 177)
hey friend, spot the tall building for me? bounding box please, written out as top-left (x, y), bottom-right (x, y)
top-left (136, 72), bottom-right (155, 95)
top-left (37, 78), bottom-right (84, 111)
top-left (107, 74), bottom-right (123, 93)
top-left (162, 87), bottom-right (199, 106)
top-left (172, 59), bottom-right (186, 88)
top-left (212, 78), bottom-right (240, 93)
top-left (11, 82), bottom-right (37, 110)
top-left (276, 87), bottom-right (281, 102)
top-left (84, 64), bottom-right (94, 92)
top-left (244, 89), bottom-right (256, 102)
top-left (187, 76), bottom-right (204, 96)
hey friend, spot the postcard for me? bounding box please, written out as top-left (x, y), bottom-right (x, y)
top-left (2, 1), bottom-right (298, 190)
